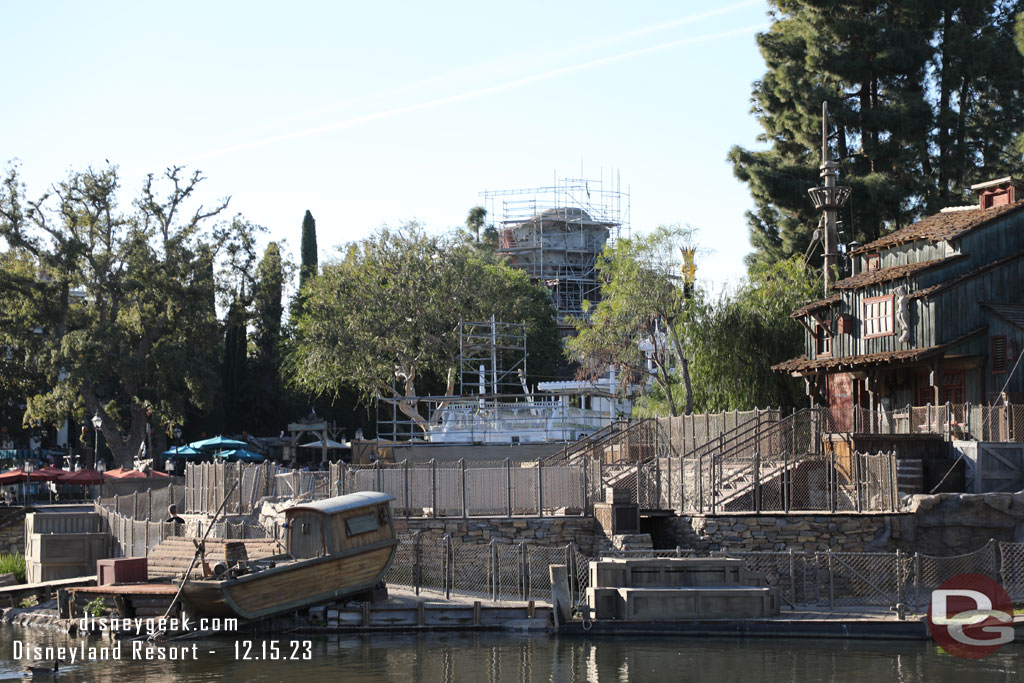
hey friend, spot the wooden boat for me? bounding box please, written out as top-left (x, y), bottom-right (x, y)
top-left (182, 491), bottom-right (397, 619)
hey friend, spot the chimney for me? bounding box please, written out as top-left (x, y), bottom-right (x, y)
top-left (970, 176), bottom-right (1024, 210)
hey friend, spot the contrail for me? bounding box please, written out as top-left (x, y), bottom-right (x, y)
top-left (188, 22), bottom-right (767, 163)
top-left (226, 0), bottom-right (764, 139)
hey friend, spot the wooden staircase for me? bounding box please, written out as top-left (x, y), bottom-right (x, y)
top-left (146, 537), bottom-right (283, 579)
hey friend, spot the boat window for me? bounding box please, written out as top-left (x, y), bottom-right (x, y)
top-left (345, 513), bottom-right (378, 536)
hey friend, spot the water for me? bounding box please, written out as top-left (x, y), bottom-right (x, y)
top-left (0, 625), bottom-right (1018, 682)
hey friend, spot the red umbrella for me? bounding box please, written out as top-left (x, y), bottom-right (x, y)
top-left (0, 467), bottom-right (52, 485)
top-left (149, 470), bottom-right (170, 478)
top-left (103, 467), bottom-right (127, 478)
top-left (35, 466), bottom-right (68, 482)
top-left (116, 470), bottom-right (148, 479)
top-left (58, 468), bottom-right (105, 486)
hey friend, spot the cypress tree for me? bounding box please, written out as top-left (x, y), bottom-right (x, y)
top-left (731, 0), bottom-right (1024, 271)
top-left (299, 210), bottom-right (318, 291)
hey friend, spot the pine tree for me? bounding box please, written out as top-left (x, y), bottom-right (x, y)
top-left (732, 0), bottom-right (1024, 271)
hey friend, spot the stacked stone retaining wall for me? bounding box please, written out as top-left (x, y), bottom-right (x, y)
top-left (401, 517), bottom-right (596, 555)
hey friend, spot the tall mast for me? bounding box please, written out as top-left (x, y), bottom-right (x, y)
top-left (808, 101), bottom-right (851, 295)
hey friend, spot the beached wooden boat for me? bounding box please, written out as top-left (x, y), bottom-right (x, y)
top-left (182, 491), bottom-right (397, 619)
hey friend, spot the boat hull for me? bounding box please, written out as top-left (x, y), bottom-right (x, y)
top-left (182, 539), bottom-right (397, 620)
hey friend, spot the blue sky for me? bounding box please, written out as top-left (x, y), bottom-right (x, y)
top-left (2, 0), bottom-right (772, 291)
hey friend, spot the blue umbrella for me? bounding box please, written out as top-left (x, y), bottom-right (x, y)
top-left (189, 436), bottom-right (248, 451)
top-left (161, 446), bottom-right (201, 458)
top-left (215, 449), bottom-right (265, 464)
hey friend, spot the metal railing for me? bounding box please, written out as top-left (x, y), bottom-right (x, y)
top-left (383, 532), bottom-right (582, 603)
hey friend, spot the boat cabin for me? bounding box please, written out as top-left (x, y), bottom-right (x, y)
top-left (285, 491), bottom-right (395, 559)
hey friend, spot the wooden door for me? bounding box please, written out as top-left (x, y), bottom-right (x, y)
top-left (288, 514), bottom-right (324, 558)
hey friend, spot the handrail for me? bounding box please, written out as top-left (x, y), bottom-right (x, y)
top-left (687, 409), bottom-right (789, 461)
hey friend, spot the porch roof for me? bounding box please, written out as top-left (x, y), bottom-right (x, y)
top-left (772, 327), bottom-right (986, 375)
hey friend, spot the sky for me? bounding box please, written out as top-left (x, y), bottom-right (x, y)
top-left (2, 0), bottom-right (773, 292)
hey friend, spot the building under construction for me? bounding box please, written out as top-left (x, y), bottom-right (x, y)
top-left (481, 174), bottom-right (629, 336)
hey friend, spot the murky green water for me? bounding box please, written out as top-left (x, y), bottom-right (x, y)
top-left (0, 625), bottom-right (1018, 682)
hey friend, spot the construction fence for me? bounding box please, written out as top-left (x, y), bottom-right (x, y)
top-left (383, 535), bottom-right (1024, 614)
top-left (329, 460), bottom-right (585, 518)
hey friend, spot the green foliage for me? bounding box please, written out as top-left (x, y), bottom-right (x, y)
top-left (288, 223), bottom-right (560, 431)
top-left (0, 552), bottom-right (25, 583)
top-left (299, 210), bottom-right (318, 291)
top-left (247, 242), bottom-right (288, 432)
top-left (733, 0), bottom-right (1024, 271)
top-left (0, 162), bottom-right (259, 465)
top-left (84, 596), bottom-right (109, 617)
top-left (567, 225), bottom-right (695, 416)
top-left (465, 206), bottom-right (487, 243)
top-left (685, 257), bottom-right (820, 412)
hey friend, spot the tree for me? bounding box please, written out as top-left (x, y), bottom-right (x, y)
top-left (289, 223), bottom-right (560, 433)
top-left (0, 162), bottom-right (258, 466)
top-left (684, 256), bottom-right (820, 412)
top-left (566, 225), bottom-right (696, 417)
top-left (732, 0), bottom-right (1024, 271)
top-left (246, 242), bottom-right (289, 432)
top-left (465, 206), bottom-right (487, 243)
top-left (299, 210), bottom-right (318, 291)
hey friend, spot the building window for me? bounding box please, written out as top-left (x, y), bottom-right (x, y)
top-left (866, 254), bottom-right (881, 272)
top-left (815, 323), bottom-right (832, 357)
top-left (861, 295), bottom-right (894, 339)
top-left (992, 335), bottom-right (1008, 374)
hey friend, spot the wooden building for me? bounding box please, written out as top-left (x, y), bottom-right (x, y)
top-left (775, 177), bottom-right (1024, 425)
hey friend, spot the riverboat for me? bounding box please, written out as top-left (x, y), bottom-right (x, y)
top-left (182, 491), bottom-right (397, 619)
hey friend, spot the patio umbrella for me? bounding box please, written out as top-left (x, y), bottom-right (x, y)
top-left (120, 470), bottom-right (148, 479)
top-left (189, 436), bottom-right (248, 451)
top-left (58, 468), bottom-right (105, 485)
top-left (0, 467), bottom-right (52, 484)
top-left (299, 438), bottom-right (348, 449)
top-left (161, 446), bottom-right (201, 458)
top-left (215, 449), bottom-right (265, 464)
top-left (34, 466), bottom-right (68, 481)
top-left (148, 470), bottom-right (171, 478)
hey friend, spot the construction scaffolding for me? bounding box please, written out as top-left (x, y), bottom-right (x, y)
top-left (481, 173), bottom-right (629, 335)
top-left (459, 317), bottom-right (528, 397)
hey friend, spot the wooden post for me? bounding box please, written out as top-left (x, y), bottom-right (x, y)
top-left (536, 462), bottom-right (544, 517)
top-left (549, 564), bottom-right (571, 628)
top-left (783, 450), bottom-right (790, 513)
top-left (404, 460), bottom-right (410, 519)
top-left (753, 452), bottom-right (761, 514)
top-left (431, 459), bottom-right (438, 519)
top-left (581, 457), bottom-right (588, 515)
top-left (133, 491), bottom-right (139, 520)
top-left (490, 540), bottom-right (498, 601)
top-left (461, 459), bottom-right (468, 518)
top-left (506, 458), bottom-right (512, 517)
top-left (443, 533), bottom-right (451, 599)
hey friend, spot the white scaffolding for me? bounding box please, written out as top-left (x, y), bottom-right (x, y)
top-left (481, 173), bottom-right (629, 334)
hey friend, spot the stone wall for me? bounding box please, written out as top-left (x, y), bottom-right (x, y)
top-left (654, 492), bottom-right (1024, 557)
top-left (399, 517), bottom-right (597, 555)
top-left (0, 510), bottom-right (25, 554)
top-left (656, 514), bottom-right (901, 554)
top-left (902, 492), bottom-right (1024, 555)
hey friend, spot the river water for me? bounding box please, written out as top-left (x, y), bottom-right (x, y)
top-left (0, 625), bottom-right (1018, 682)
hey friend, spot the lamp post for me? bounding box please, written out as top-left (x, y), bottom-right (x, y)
top-left (23, 460), bottom-right (33, 504)
top-left (91, 414), bottom-right (103, 469)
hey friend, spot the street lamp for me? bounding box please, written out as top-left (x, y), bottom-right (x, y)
top-left (91, 414), bottom-right (102, 468)
top-left (23, 460), bottom-right (33, 504)
top-left (173, 425), bottom-right (182, 444)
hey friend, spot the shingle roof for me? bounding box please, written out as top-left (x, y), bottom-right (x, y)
top-left (908, 248), bottom-right (1024, 300)
top-left (831, 255), bottom-right (963, 291)
top-left (772, 327), bottom-right (986, 374)
top-left (852, 201), bottom-right (1024, 255)
top-left (982, 303), bottom-right (1024, 332)
top-left (790, 294), bottom-right (841, 319)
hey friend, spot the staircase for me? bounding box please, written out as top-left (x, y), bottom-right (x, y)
top-left (146, 537), bottom-right (283, 579)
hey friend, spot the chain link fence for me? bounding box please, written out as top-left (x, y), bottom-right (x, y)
top-left (383, 534), bottom-right (1024, 614)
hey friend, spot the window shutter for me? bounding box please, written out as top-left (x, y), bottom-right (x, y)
top-left (992, 336), bottom-right (1007, 374)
